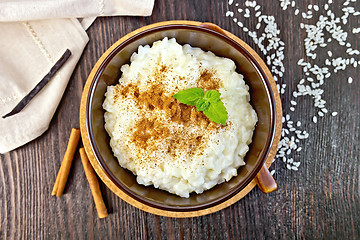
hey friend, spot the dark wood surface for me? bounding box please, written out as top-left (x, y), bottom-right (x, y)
top-left (1, 0), bottom-right (359, 239)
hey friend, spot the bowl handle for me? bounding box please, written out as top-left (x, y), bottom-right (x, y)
top-left (256, 165), bottom-right (277, 193)
top-left (200, 22), bottom-right (227, 35)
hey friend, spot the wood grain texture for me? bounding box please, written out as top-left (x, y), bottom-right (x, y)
top-left (1, 0), bottom-right (359, 239)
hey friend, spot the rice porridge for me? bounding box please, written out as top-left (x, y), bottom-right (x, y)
top-left (103, 38), bottom-right (257, 198)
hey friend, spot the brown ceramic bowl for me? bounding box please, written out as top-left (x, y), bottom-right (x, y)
top-left (83, 21), bottom-right (279, 213)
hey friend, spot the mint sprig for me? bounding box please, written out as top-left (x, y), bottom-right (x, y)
top-left (173, 88), bottom-right (228, 125)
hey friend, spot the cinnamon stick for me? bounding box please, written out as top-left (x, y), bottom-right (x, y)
top-left (53, 128), bottom-right (81, 197)
top-left (79, 148), bottom-right (108, 218)
top-left (51, 166), bottom-right (62, 195)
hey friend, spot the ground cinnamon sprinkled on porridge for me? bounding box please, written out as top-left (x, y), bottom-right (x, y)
top-left (198, 70), bottom-right (220, 91)
top-left (110, 64), bottom-right (222, 156)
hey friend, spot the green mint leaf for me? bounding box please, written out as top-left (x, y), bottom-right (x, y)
top-left (204, 90), bottom-right (221, 103)
top-left (173, 88), bottom-right (204, 105)
top-left (196, 98), bottom-right (210, 112)
top-left (173, 88), bottom-right (228, 125)
top-left (204, 100), bottom-right (228, 125)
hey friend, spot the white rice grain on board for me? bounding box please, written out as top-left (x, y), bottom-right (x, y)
top-left (226, 11), bottom-right (234, 17)
top-left (313, 116), bottom-right (317, 123)
top-left (225, 0), bottom-right (359, 173)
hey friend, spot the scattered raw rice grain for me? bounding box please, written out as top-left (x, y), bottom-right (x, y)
top-left (225, 0), bottom-right (359, 173)
top-left (226, 11), bottom-right (234, 17)
top-left (313, 116), bottom-right (318, 123)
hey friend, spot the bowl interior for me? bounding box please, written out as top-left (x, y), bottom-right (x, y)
top-left (87, 25), bottom-right (275, 212)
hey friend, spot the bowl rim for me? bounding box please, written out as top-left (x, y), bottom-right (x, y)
top-left (85, 23), bottom-right (276, 212)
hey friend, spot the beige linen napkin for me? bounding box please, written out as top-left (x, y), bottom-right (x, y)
top-left (0, 19), bottom-right (89, 153)
top-left (0, 0), bottom-right (154, 21)
top-left (0, 1), bottom-right (155, 153)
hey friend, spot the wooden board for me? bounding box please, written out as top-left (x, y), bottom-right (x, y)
top-left (1, 1), bottom-right (359, 238)
top-left (79, 20), bottom-right (283, 218)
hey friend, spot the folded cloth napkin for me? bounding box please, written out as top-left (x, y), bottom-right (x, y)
top-left (0, 0), bottom-right (154, 21)
top-left (0, 0), bottom-right (155, 154)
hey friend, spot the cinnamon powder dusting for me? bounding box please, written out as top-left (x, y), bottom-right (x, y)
top-left (114, 64), bottom-right (223, 157)
top-left (132, 118), bottom-right (170, 150)
top-left (197, 70), bottom-right (221, 91)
